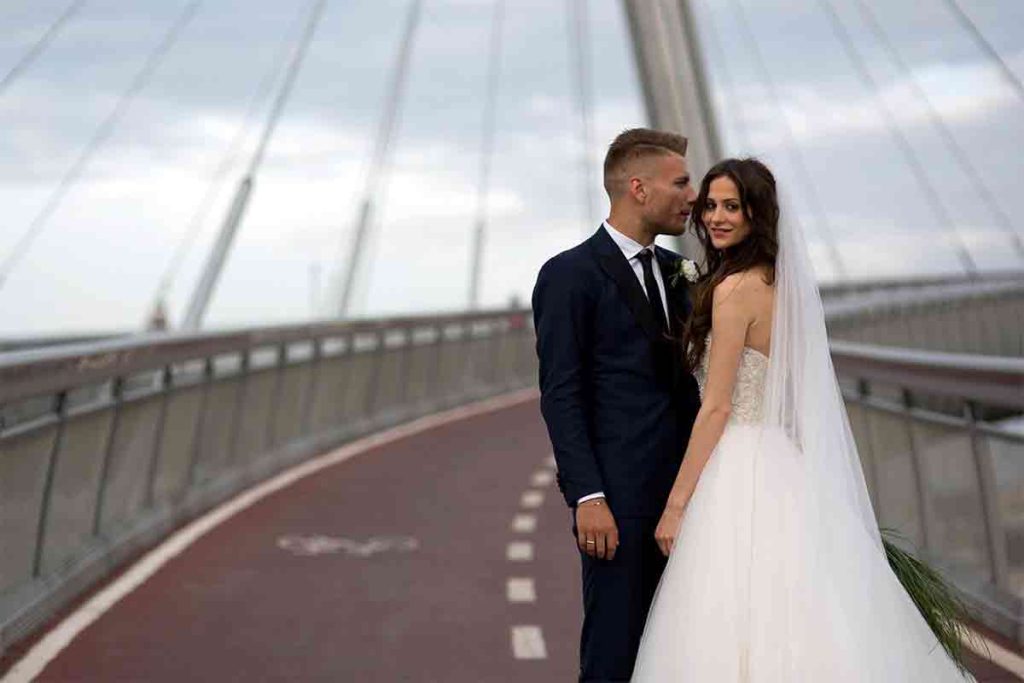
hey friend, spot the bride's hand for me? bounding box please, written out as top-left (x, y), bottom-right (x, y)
top-left (655, 504), bottom-right (685, 557)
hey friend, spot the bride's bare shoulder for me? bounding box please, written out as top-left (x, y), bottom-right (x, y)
top-left (712, 267), bottom-right (773, 306)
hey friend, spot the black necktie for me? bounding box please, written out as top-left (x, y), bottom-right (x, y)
top-left (637, 250), bottom-right (668, 335)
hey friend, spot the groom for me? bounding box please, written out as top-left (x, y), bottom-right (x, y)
top-left (532, 128), bottom-right (701, 681)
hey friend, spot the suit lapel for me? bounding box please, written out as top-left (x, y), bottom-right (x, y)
top-left (655, 246), bottom-right (691, 338)
top-left (654, 245), bottom-right (692, 389)
top-left (590, 227), bottom-right (661, 340)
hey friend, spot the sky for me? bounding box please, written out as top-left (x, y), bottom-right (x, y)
top-left (1, 0), bottom-right (1022, 335)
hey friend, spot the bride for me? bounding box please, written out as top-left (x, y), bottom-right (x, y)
top-left (631, 158), bottom-right (968, 681)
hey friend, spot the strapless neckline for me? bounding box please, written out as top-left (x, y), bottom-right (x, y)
top-left (742, 345), bottom-right (770, 362)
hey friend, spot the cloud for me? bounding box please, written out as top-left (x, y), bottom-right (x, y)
top-left (725, 59), bottom-right (1022, 151)
top-left (2, 0), bottom-right (1021, 335)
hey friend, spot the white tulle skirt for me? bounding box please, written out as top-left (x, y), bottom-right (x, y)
top-left (632, 423), bottom-right (969, 682)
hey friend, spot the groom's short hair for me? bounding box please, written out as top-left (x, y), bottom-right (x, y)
top-left (603, 128), bottom-right (689, 198)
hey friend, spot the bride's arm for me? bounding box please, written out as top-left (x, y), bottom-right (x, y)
top-left (655, 273), bottom-right (753, 556)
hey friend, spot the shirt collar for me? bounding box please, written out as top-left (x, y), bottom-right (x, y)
top-left (602, 221), bottom-right (655, 261)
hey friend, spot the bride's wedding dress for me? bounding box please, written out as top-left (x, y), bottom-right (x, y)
top-left (631, 335), bottom-right (968, 681)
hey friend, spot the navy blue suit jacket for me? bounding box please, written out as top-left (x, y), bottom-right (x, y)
top-left (532, 226), bottom-right (702, 518)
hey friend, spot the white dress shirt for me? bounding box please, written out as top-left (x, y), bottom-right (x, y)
top-left (602, 221), bottom-right (669, 321)
top-left (578, 222), bottom-right (670, 506)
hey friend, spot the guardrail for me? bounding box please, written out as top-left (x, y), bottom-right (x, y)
top-left (833, 341), bottom-right (1024, 641)
top-left (0, 309), bottom-right (536, 655)
top-left (825, 278), bottom-right (1024, 356)
top-left (1, 283), bottom-right (1022, 653)
top-left (817, 268), bottom-right (1024, 298)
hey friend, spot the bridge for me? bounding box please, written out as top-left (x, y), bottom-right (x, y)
top-left (1, 1), bottom-right (1023, 680)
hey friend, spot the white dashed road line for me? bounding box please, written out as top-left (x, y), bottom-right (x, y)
top-left (507, 541), bottom-right (534, 562)
top-left (512, 513), bottom-right (537, 533)
top-left (530, 470), bottom-right (554, 487)
top-left (520, 490), bottom-right (544, 509)
top-left (511, 625), bottom-right (548, 660)
top-left (503, 454), bottom-right (560, 665)
top-left (506, 577), bottom-right (537, 603)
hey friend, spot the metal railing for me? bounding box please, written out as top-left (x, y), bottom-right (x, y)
top-left (833, 342), bottom-right (1024, 640)
top-left (824, 275), bottom-right (1024, 638)
top-left (825, 276), bottom-right (1024, 356)
top-left (0, 309), bottom-right (536, 654)
top-left (819, 269), bottom-right (1024, 301)
top-left (1, 275), bottom-right (1022, 653)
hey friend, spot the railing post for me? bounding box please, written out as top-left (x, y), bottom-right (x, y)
top-left (966, 399), bottom-right (1011, 590)
top-left (853, 379), bottom-right (881, 512)
top-left (363, 330), bottom-right (385, 424)
top-left (394, 327), bottom-right (413, 413)
top-left (945, 301), bottom-right (966, 353)
top-left (263, 344), bottom-right (286, 451)
top-left (977, 295), bottom-right (1000, 355)
top-left (225, 351), bottom-right (250, 467)
top-left (517, 313), bottom-right (532, 388)
top-left (32, 391), bottom-right (67, 577)
top-left (186, 358), bottom-right (214, 487)
top-left (489, 318), bottom-right (508, 392)
top-left (334, 333), bottom-right (353, 427)
top-left (961, 295), bottom-right (979, 354)
top-left (426, 324), bottom-right (445, 412)
top-left (144, 366), bottom-right (173, 509)
top-left (93, 376), bottom-right (125, 536)
top-left (458, 321), bottom-right (475, 402)
top-left (301, 337), bottom-right (322, 436)
top-left (902, 388), bottom-right (934, 556)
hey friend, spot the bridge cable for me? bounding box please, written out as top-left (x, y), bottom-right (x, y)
top-left (939, 0), bottom-right (1024, 105)
top-left (467, 0), bottom-right (506, 310)
top-left (820, 0), bottom-right (985, 273)
top-left (698, 0), bottom-right (831, 281)
top-left (181, 0), bottom-right (328, 330)
top-left (145, 4), bottom-right (308, 329)
top-left (691, 0), bottom-right (752, 154)
top-left (727, 0), bottom-right (848, 280)
top-left (0, 0), bottom-right (86, 98)
top-left (567, 0), bottom-right (597, 232)
top-left (335, 0), bottom-right (423, 318)
top-left (0, 0), bottom-right (203, 291)
top-left (852, 0), bottom-right (1024, 264)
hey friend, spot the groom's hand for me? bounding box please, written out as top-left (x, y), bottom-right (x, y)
top-left (576, 499), bottom-right (618, 560)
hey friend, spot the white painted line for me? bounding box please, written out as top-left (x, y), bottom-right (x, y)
top-left (507, 541), bottom-right (534, 562)
top-left (1, 388), bottom-right (539, 683)
top-left (512, 513), bottom-right (537, 533)
top-left (520, 490), bottom-right (544, 509)
top-left (506, 577), bottom-right (537, 603)
top-left (530, 470), bottom-right (554, 487)
top-left (511, 625), bottom-right (548, 659)
top-left (965, 627), bottom-right (1024, 678)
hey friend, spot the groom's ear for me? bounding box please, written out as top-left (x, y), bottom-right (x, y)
top-left (629, 176), bottom-right (647, 203)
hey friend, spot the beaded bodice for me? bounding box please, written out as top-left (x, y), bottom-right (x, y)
top-left (694, 335), bottom-right (769, 425)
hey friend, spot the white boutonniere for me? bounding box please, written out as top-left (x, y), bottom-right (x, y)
top-left (670, 258), bottom-right (700, 287)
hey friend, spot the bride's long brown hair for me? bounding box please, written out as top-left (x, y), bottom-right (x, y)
top-left (683, 158), bottom-right (780, 373)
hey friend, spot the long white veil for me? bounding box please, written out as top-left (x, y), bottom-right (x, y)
top-left (763, 213), bottom-right (882, 550)
top-left (633, 173), bottom-right (966, 681)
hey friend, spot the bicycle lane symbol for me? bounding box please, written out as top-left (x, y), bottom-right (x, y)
top-left (276, 535), bottom-right (420, 558)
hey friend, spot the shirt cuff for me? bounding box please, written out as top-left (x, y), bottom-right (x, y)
top-left (577, 492), bottom-right (606, 505)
